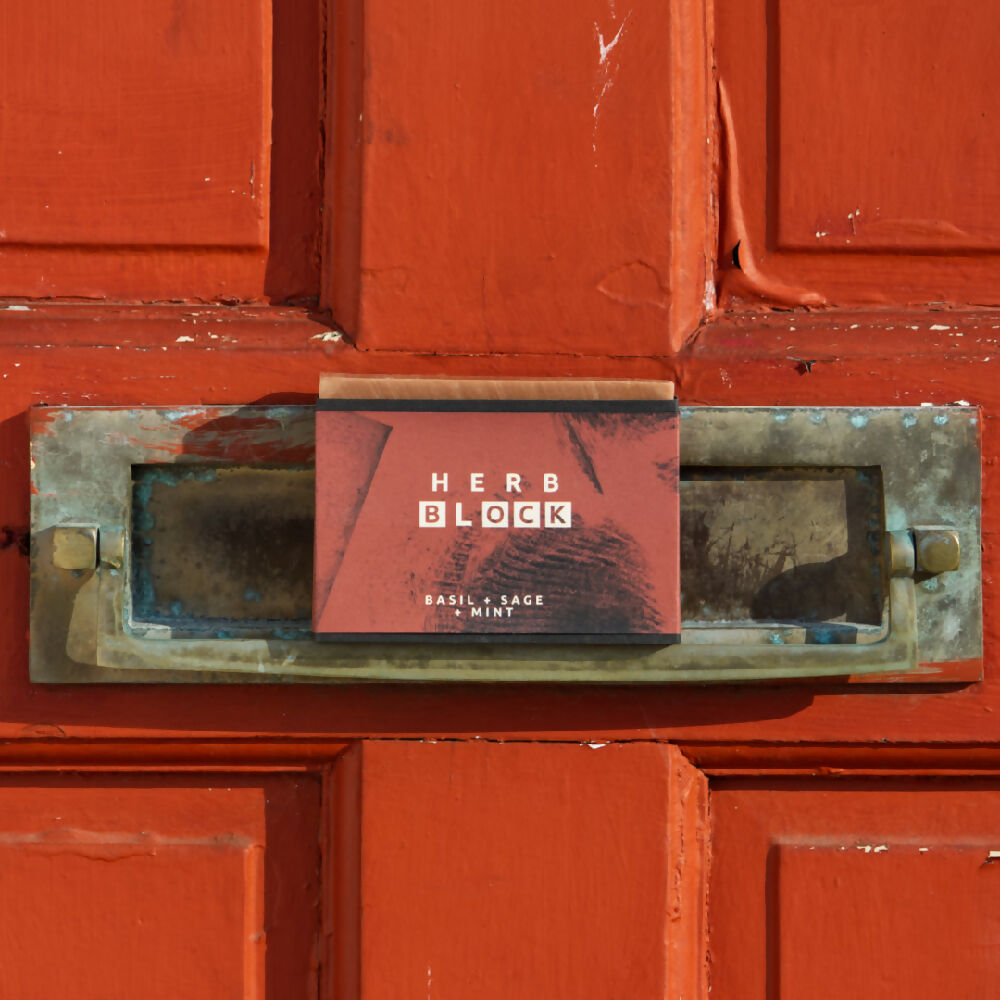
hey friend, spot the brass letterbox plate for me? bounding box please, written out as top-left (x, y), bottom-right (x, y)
top-left (29, 405), bottom-right (981, 683)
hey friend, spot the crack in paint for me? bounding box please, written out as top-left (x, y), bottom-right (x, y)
top-left (591, 10), bottom-right (631, 164)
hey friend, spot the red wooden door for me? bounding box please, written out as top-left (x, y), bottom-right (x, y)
top-left (2, 0), bottom-right (998, 996)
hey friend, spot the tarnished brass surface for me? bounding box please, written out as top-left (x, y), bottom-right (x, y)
top-left (52, 525), bottom-right (98, 570)
top-left (131, 465), bottom-right (314, 632)
top-left (680, 468), bottom-right (883, 627)
top-left (29, 405), bottom-right (982, 683)
top-left (886, 530), bottom-right (917, 579)
top-left (914, 527), bottom-right (962, 575)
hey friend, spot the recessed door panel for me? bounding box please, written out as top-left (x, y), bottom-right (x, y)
top-left (0, 775), bottom-right (320, 1000)
top-left (716, 0), bottom-right (1000, 305)
top-left (710, 779), bottom-right (1000, 999)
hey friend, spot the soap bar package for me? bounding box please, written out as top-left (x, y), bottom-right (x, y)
top-left (313, 378), bottom-right (679, 643)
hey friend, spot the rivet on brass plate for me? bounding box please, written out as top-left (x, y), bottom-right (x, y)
top-left (914, 527), bottom-right (961, 575)
top-left (52, 524), bottom-right (98, 570)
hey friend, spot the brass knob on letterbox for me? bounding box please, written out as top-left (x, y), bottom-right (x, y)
top-left (914, 528), bottom-right (961, 575)
top-left (51, 525), bottom-right (98, 570)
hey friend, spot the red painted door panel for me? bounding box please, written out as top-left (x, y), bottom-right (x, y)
top-left (325, 0), bottom-right (711, 352)
top-left (0, 0), bottom-right (322, 302)
top-left (709, 779), bottom-right (1000, 999)
top-left (716, 0), bottom-right (1000, 306)
top-left (0, 775), bottom-right (320, 1000)
top-left (334, 740), bottom-right (708, 1000)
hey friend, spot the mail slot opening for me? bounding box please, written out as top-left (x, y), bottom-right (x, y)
top-left (127, 462), bottom-right (884, 641)
top-left (129, 465), bottom-right (314, 638)
top-left (680, 466), bottom-right (885, 633)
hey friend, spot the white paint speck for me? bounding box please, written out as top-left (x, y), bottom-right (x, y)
top-left (175, 335), bottom-right (195, 343)
top-left (930, 324), bottom-right (951, 331)
top-left (587, 742), bottom-right (608, 749)
top-left (4, 305), bottom-right (30, 311)
top-left (703, 279), bottom-right (715, 312)
top-left (310, 331), bottom-right (343, 343)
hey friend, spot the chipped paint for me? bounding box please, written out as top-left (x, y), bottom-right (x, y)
top-left (591, 11), bottom-right (631, 161)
